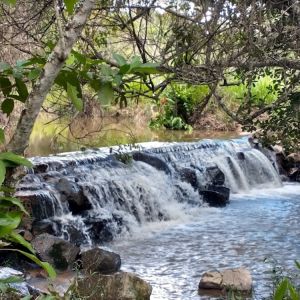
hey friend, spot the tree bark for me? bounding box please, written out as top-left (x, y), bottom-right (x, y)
top-left (7, 0), bottom-right (96, 154)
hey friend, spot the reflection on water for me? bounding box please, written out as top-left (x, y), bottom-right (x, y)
top-left (27, 115), bottom-right (237, 157)
top-left (110, 183), bottom-right (300, 300)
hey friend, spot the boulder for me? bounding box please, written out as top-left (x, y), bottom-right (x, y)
top-left (199, 268), bottom-right (252, 296)
top-left (132, 152), bottom-right (171, 174)
top-left (178, 167), bottom-right (198, 189)
top-left (56, 178), bottom-right (92, 214)
top-left (288, 167), bottom-right (300, 182)
top-left (81, 248), bottom-right (121, 274)
top-left (76, 272), bottom-right (152, 300)
top-left (287, 153), bottom-right (300, 165)
top-left (32, 233), bottom-right (79, 271)
top-left (205, 166), bottom-right (225, 186)
top-left (200, 185), bottom-right (230, 207)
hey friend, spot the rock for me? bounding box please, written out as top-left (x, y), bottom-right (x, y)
top-left (76, 272), bottom-right (152, 300)
top-left (205, 166), bottom-right (225, 186)
top-left (32, 233), bottom-right (80, 271)
top-left (237, 152), bottom-right (245, 160)
top-left (287, 153), bottom-right (300, 164)
top-left (200, 185), bottom-right (230, 207)
top-left (199, 268), bottom-right (252, 296)
top-left (178, 167), bottom-right (198, 189)
top-left (0, 267), bottom-right (29, 297)
top-left (56, 178), bottom-right (92, 214)
top-left (81, 248), bottom-right (121, 274)
top-left (132, 152), bottom-right (171, 174)
top-left (288, 167), bottom-right (300, 182)
top-left (32, 220), bottom-right (55, 236)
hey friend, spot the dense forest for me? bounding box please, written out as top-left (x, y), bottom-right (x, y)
top-left (0, 1), bottom-right (300, 299)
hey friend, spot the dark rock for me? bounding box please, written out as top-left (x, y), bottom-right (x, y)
top-left (205, 166), bottom-right (225, 186)
top-left (17, 192), bottom-right (55, 221)
top-left (33, 163), bottom-right (48, 173)
top-left (84, 213), bottom-right (123, 243)
top-left (132, 152), bottom-right (171, 174)
top-left (287, 153), bottom-right (300, 164)
top-left (81, 248), bottom-right (121, 274)
top-left (76, 272), bottom-right (152, 300)
top-left (288, 168), bottom-right (300, 182)
top-left (32, 220), bottom-right (55, 236)
top-left (55, 178), bottom-right (92, 214)
top-left (200, 185), bottom-right (230, 207)
top-left (237, 152), bottom-right (245, 160)
top-left (32, 233), bottom-right (80, 271)
top-left (178, 167), bottom-right (198, 189)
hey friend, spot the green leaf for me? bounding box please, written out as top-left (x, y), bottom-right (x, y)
top-left (64, 0), bottom-right (78, 14)
top-left (16, 250), bottom-right (56, 279)
top-left (274, 278), bottom-right (288, 300)
top-left (28, 68), bottom-right (41, 81)
top-left (8, 231), bottom-right (35, 253)
top-left (295, 260), bottom-right (300, 270)
top-left (130, 56), bottom-right (142, 69)
top-left (0, 276), bottom-right (23, 284)
top-left (67, 83), bottom-right (83, 111)
top-left (0, 152), bottom-right (33, 167)
top-left (97, 81), bottom-right (114, 106)
top-left (1, 98), bottom-right (14, 116)
top-left (0, 129), bottom-right (5, 144)
top-left (130, 62), bottom-right (160, 74)
top-left (0, 211), bottom-right (22, 237)
top-left (0, 77), bottom-right (12, 96)
top-left (15, 78), bottom-right (29, 102)
top-left (0, 62), bottom-right (11, 71)
top-left (0, 160), bottom-right (6, 186)
top-left (287, 282), bottom-right (299, 300)
top-left (118, 64), bottom-right (131, 75)
top-left (113, 53), bottom-right (127, 66)
top-left (0, 197), bottom-right (28, 215)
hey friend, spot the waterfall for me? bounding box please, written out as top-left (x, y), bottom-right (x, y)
top-left (16, 137), bottom-right (282, 246)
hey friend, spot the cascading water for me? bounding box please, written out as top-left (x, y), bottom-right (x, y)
top-left (16, 137), bottom-right (282, 246)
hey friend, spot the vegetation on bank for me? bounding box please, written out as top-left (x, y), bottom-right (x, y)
top-left (0, 0), bottom-right (299, 299)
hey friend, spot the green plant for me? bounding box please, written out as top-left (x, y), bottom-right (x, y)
top-left (149, 85), bottom-right (196, 131)
top-left (272, 261), bottom-right (300, 300)
top-left (0, 151), bottom-right (56, 278)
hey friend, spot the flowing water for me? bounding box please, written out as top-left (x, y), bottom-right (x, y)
top-left (110, 183), bottom-right (300, 300)
top-left (17, 136), bottom-right (300, 299)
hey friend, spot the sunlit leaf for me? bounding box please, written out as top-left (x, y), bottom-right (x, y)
top-left (16, 250), bottom-right (56, 279)
top-left (274, 278), bottom-right (288, 300)
top-left (8, 231), bottom-right (34, 253)
top-left (67, 83), bottom-right (83, 111)
top-left (113, 53), bottom-right (127, 66)
top-left (0, 152), bottom-right (33, 167)
top-left (0, 160), bottom-right (6, 186)
top-left (97, 81), bottom-right (114, 106)
top-left (64, 0), bottom-right (78, 14)
top-left (0, 197), bottom-right (28, 215)
top-left (0, 129), bottom-right (5, 144)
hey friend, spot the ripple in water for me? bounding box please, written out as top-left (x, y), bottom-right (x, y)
top-left (110, 183), bottom-right (300, 300)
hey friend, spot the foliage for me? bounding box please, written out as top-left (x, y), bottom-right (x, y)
top-left (149, 85), bottom-right (196, 131)
top-left (245, 93), bottom-right (300, 153)
top-left (266, 260), bottom-right (300, 300)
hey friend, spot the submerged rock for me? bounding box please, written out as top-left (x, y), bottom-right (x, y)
top-left (32, 233), bottom-right (79, 271)
top-left (205, 166), bottom-right (225, 186)
top-left (81, 248), bottom-right (121, 274)
top-left (178, 167), bottom-right (198, 189)
top-left (199, 268), bottom-right (252, 296)
top-left (76, 272), bottom-right (152, 300)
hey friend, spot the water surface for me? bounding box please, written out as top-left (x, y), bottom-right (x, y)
top-left (110, 183), bottom-right (300, 300)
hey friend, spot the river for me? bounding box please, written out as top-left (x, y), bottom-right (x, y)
top-left (110, 183), bottom-right (300, 300)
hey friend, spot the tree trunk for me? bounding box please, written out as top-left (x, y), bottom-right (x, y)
top-left (7, 0), bottom-right (96, 154)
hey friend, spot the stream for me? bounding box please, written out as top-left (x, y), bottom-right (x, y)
top-left (110, 183), bottom-right (300, 300)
